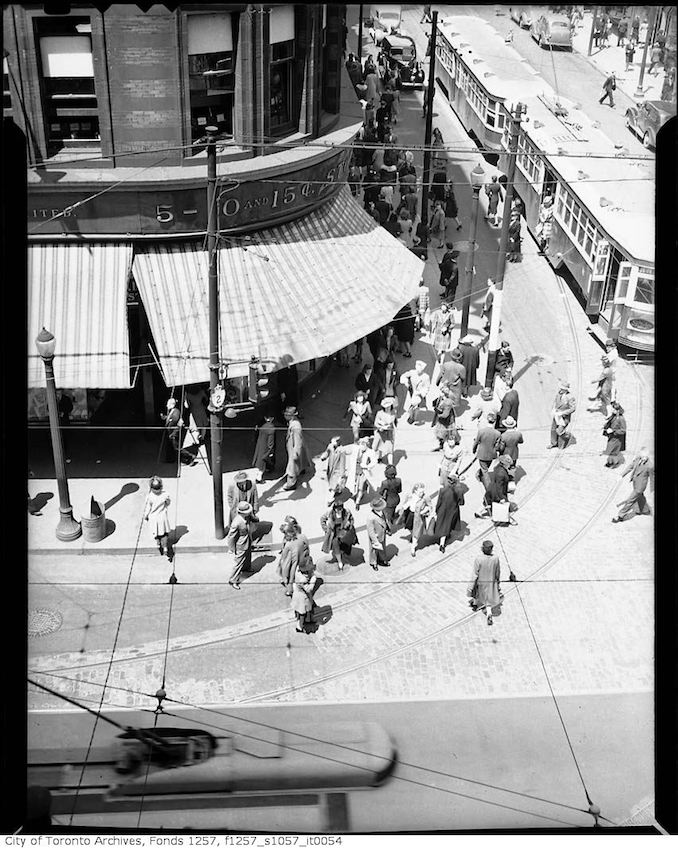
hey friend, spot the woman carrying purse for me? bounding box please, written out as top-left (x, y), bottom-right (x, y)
top-left (320, 497), bottom-right (357, 571)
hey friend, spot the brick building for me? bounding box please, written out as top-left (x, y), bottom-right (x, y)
top-left (7, 4), bottom-right (424, 424)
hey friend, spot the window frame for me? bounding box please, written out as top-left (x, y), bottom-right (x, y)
top-left (269, 36), bottom-right (296, 136)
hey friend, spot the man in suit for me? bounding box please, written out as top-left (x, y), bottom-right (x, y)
top-left (498, 416), bottom-right (524, 464)
top-left (366, 496), bottom-right (388, 570)
top-left (458, 334), bottom-right (480, 398)
top-left (494, 340), bottom-right (514, 376)
top-left (613, 449), bottom-right (653, 522)
top-left (162, 398), bottom-right (195, 464)
top-left (473, 412), bottom-right (501, 473)
top-left (436, 348), bottom-right (466, 413)
top-left (283, 406), bottom-right (312, 490)
top-left (226, 471), bottom-right (259, 530)
top-left (548, 380), bottom-right (577, 449)
top-left (498, 379), bottom-right (520, 432)
top-left (226, 502), bottom-right (255, 589)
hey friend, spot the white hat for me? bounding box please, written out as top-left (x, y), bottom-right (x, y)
top-left (415, 360), bottom-right (427, 372)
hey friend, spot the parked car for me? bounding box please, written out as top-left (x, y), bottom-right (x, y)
top-left (367, 6), bottom-right (402, 44)
top-left (624, 100), bottom-right (675, 149)
top-left (381, 34), bottom-right (421, 86)
top-left (530, 13), bottom-right (573, 49)
top-left (509, 6), bottom-right (535, 28)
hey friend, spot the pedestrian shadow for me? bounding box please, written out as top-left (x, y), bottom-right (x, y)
top-left (168, 525), bottom-right (189, 547)
top-left (242, 554), bottom-right (276, 579)
top-left (512, 355), bottom-right (542, 383)
top-left (383, 542), bottom-right (400, 562)
top-left (104, 482), bottom-right (140, 511)
top-left (28, 491), bottom-right (54, 513)
top-left (392, 448), bottom-right (408, 465)
top-left (346, 545), bottom-right (366, 566)
top-left (252, 520), bottom-right (273, 543)
top-left (513, 466), bottom-right (527, 485)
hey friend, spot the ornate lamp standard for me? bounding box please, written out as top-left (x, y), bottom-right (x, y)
top-left (35, 328), bottom-right (81, 541)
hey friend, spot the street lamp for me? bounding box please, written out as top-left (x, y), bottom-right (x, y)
top-left (35, 327), bottom-right (82, 541)
top-left (459, 163), bottom-right (485, 337)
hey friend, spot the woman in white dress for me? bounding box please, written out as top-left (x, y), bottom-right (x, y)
top-left (144, 476), bottom-right (173, 559)
top-left (372, 397), bottom-right (397, 465)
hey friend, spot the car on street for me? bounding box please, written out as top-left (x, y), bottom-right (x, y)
top-left (624, 99), bottom-right (675, 149)
top-left (530, 13), bottom-right (573, 49)
top-left (509, 6), bottom-right (535, 29)
top-left (367, 6), bottom-right (402, 45)
top-left (380, 34), bottom-right (423, 88)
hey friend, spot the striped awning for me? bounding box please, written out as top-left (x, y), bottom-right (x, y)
top-left (132, 186), bottom-right (425, 386)
top-left (28, 243), bottom-right (133, 388)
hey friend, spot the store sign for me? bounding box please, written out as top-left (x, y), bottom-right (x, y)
top-left (28, 148), bottom-right (351, 237)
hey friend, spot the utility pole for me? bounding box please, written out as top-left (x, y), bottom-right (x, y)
top-left (206, 126), bottom-right (225, 539)
top-left (635, 5), bottom-right (659, 99)
top-left (357, 5), bottom-right (363, 60)
top-left (459, 164), bottom-right (485, 338)
top-left (587, 6), bottom-right (598, 55)
top-left (420, 10), bottom-right (438, 246)
top-left (484, 102), bottom-right (525, 389)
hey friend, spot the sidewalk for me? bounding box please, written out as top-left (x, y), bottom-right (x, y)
top-left (572, 12), bottom-right (667, 102)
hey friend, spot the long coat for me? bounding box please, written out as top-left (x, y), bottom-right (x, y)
top-left (365, 510), bottom-right (387, 565)
top-left (226, 479), bottom-right (259, 527)
top-left (432, 394), bottom-right (456, 443)
top-left (622, 455), bottom-right (651, 494)
top-left (484, 463), bottom-right (510, 505)
top-left (372, 409), bottom-right (396, 458)
top-left (458, 342), bottom-right (480, 389)
top-left (552, 390), bottom-right (577, 431)
top-left (437, 360), bottom-right (466, 408)
top-left (321, 443), bottom-right (348, 489)
top-left (434, 480), bottom-right (465, 538)
top-left (604, 412), bottom-right (627, 461)
top-left (467, 554), bottom-right (502, 609)
top-left (285, 418), bottom-right (312, 479)
top-left (321, 506), bottom-right (355, 554)
top-left (291, 570), bottom-right (315, 616)
top-left (403, 493), bottom-right (433, 539)
top-left (278, 536), bottom-right (312, 590)
top-left (252, 420), bottom-right (276, 473)
top-left (499, 389), bottom-right (520, 426)
top-left (226, 514), bottom-right (252, 574)
top-left (593, 366), bottom-right (615, 405)
top-left (429, 309), bottom-right (454, 355)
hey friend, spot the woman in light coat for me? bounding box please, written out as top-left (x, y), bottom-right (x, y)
top-left (278, 520), bottom-right (311, 597)
top-left (401, 483), bottom-right (432, 557)
top-left (353, 436), bottom-right (379, 509)
top-left (320, 500), bottom-right (356, 570)
top-left (467, 540), bottom-right (502, 625)
top-left (372, 397), bottom-right (397, 465)
top-left (292, 569), bottom-right (316, 633)
top-left (345, 391), bottom-right (372, 443)
top-left (144, 476), bottom-right (173, 559)
top-left (438, 435), bottom-right (463, 486)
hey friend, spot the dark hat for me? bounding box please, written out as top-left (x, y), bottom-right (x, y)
top-left (370, 497), bottom-right (386, 511)
top-left (482, 540), bottom-right (494, 553)
top-left (385, 464), bottom-right (397, 478)
top-left (450, 348), bottom-right (462, 361)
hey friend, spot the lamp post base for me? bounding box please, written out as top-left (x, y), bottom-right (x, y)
top-left (56, 508), bottom-right (82, 542)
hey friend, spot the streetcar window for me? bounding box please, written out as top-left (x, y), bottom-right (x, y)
top-left (634, 274), bottom-right (654, 305)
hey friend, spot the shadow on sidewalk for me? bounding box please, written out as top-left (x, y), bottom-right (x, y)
top-left (104, 482), bottom-right (140, 511)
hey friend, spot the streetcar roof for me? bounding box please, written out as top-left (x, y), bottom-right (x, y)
top-left (519, 93), bottom-right (655, 263)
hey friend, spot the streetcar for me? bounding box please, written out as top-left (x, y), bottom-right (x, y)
top-left (434, 14), bottom-right (655, 352)
top-left (28, 707), bottom-right (398, 827)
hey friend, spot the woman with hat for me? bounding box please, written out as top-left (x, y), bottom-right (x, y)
top-left (345, 391), bottom-right (372, 443)
top-left (438, 434), bottom-right (463, 486)
top-left (498, 416), bottom-right (523, 464)
top-left (226, 501), bottom-right (255, 589)
top-left (589, 355), bottom-right (615, 417)
top-left (143, 476), bottom-right (173, 559)
top-left (319, 436), bottom-right (348, 492)
top-left (366, 496), bottom-right (388, 570)
top-left (378, 464), bottom-right (402, 534)
top-left (320, 495), bottom-right (357, 571)
top-left (372, 397), bottom-right (397, 465)
top-left (431, 384), bottom-right (458, 451)
top-left (400, 360), bottom-right (431, 425)
top-left (550, 381), bottom-right (577, 450)
top-left (433, 472), bottom-right (466, 554)
top-left (603, 400), bottom-right (627, 468)
top-left (353, 436), bottom-right (379, 509)
top-left (292, 568), bottom-right (316, 633)
top-left (278, 520), bottom-right (312, 597)
top-left (436, 347), bottom-right (466, 412)
top-left (401, 482), bottom-right (433, 557)
top-left (467, 540), bottom-right (502, 625)
top-left (429, 301), bottom-right (455, 364)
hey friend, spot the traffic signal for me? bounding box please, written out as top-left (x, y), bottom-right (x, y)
top-left (248, 358), bottom-right (270, 403)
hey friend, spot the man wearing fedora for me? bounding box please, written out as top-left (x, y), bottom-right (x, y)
top-left (588, 354), bottom-right (615, 417)
top-left (226, 471), bottom-right (259, 530)
top-left (458, 334), bottom-right (480, 398)
top-left (400, 360), bottom-right (431, 424)
top-left (549, 381), bottom-right (577, 450)
top-left (613, 448), bottom-right (653, 523)
top-left (470, 386), bottom-right (501, 429)
top-left (366, 497), bottom-right (389, 570)
top-left (162, 397), bottom-right (195, 465)
top-left (497, 378), bottom-right (520, 432)
top-left (467, 540), bottom-right (503, 625)
top-left (283, 406), bottom-right (312, 490)
top-left (498, 416), bottom-right (524, 464)
top-left (226, 501), bottom-right (255, 589)
top-left (436, 347), bottom-right (466, 413)
top-left (473, 411), bottom-right (502, 474)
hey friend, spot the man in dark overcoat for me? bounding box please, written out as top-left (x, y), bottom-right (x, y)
top-left (473, 412), bottom-right (501, 473)
top-left (252, 413), bottom-right (276, 482)
top-left (436, 348), bottom-right (466, 412)
top-left (498, 380), bottom-right (520, 431)
top-left (498, 416), bottom-right (523, 463)
top-left (467, 540), bottom-right (502, 625)
top-left (433, 473), bottom-right (465, 553)
top-left (226, 502), bottom-right (255, 589)
top-left (458, 335), bottom-right (480, 398)
top-left (366, 497), bottom-right (388, 570)
top-left (226, 471), bottom-right (259, 530)
top-left (162, 398), bottom-right (195, 465)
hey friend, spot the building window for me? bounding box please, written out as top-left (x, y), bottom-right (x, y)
top-left (35, 17), bottom-right (99, 152)
top-left (187, 13), bottom-right (236, 144)
top-left (3, 57), bottom-right (11, 112)
top-left (634, 267), bottom-right (654, 305)
top-left (269, 5), bottom-right (296, 135)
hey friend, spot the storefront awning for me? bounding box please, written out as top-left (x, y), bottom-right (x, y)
top-left (132, 186), bottom-right (425, 386)
top-left (28, 243), bottom-right (133, 389)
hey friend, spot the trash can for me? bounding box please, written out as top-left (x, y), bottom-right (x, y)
top-left (81, 497), bottom-right (106, 543)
